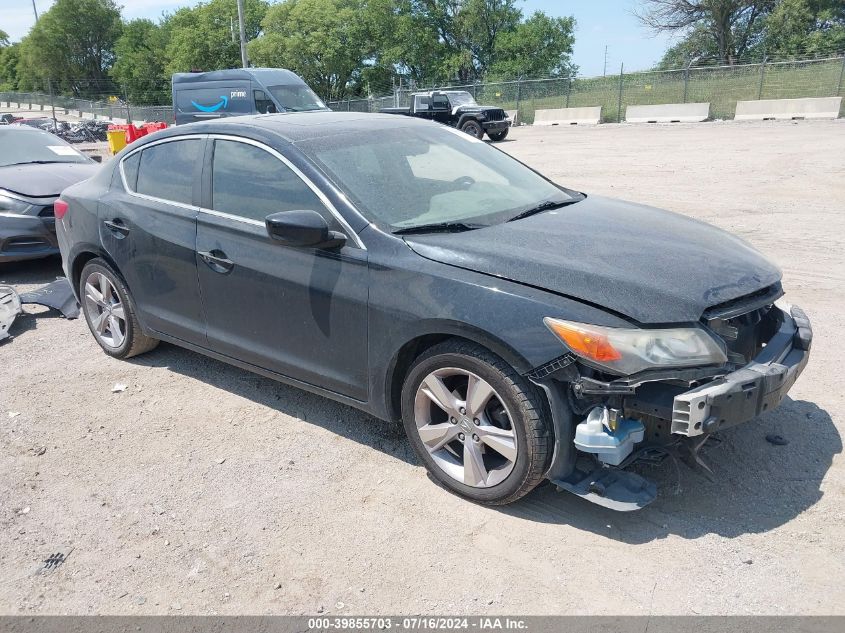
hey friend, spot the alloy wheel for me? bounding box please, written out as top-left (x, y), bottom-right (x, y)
top-left (413, 367), bottom-right (518, 488)
top-left (83, 271), bottom-right (127, 349)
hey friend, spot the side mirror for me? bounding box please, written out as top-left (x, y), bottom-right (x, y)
top-left (90, 155), bottom-right (103, 163)
top-left (265, 210), bottom-right (347, 249)
top-left (266, 104), bottom-right (277, 114)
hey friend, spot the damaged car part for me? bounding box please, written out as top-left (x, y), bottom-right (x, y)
top-left (0, 285), bottom-right (22, 341)
top-left (0, 278), bottom-right (79, 343)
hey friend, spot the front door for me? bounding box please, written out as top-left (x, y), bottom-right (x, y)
top-left (195, 137), bottom-right (369, 400)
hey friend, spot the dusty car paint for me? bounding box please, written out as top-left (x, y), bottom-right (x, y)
top-left (55, 112), bottom-right (811, 509)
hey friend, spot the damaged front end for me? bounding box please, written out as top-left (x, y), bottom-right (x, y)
top-left (530, 286), bottom-right (812, 511)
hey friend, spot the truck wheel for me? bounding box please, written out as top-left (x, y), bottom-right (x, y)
top-left (460, 119), bottom-right (485, 139)
top-left (401, 340), bottom-right (551, 505)
top-left (487, 129), bottom-right (509, 142)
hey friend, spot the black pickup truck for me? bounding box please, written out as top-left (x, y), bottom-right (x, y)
top-left (380, 90), bottom-right (511, 141)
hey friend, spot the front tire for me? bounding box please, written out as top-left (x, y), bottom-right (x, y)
top-left (79, 258), bottom-right (158, 359)
top-left (460, 119), bottom-right (485, 139)
top-left (401, 340), bottom-right (551, 505)
top-left (487, 129), bottom-right (509, 142)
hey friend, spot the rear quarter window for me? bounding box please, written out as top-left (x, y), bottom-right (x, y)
top-left (121, 152), bottom-right (140, 191)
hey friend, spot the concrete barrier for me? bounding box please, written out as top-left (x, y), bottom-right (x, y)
top-left (505, 109), bottom-right (519, 125)
top-left (735, 97), bottom-right (842, 120)
top-left (625, 102), bottom-right (710, 123)
top-left (533, 106), bottom-right (602, 126)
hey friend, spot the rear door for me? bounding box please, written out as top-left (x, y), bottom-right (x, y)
top-left (195, 136), bottom-right (369, 399)
top-left (101, 136), bottom-right (206, 345)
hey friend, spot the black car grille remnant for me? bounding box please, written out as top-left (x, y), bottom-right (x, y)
top-left (486, 109), bottom-right (506, 121)
top-left (701, 283), bottom-right (785, 365)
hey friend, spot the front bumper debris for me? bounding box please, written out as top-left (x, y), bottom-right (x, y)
top-left (0, 285), bottom-right (22, 341)
top-left (0, 278), bottom-right (79, 343)
top-left (672, 305), bottom-right (811, 436)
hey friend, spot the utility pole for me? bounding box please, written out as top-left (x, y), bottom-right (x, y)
top-left (236, 0), bottom-right (248, 68)
top-left (31, 0), bottom-right (39, 21)
top-left (603, 45), bottom-right (608, 77)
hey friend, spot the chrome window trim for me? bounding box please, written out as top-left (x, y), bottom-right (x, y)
top-left (117, 132), bottom-right (367, 250)
top-left (206, 134), bottom-right (366, 250)
top-left (118, 134), bottom-right (206, 211)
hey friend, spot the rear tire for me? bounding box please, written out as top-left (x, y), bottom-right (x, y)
top-left (79, 258), bottom-right (158, 359)
top-left (401, 340), bottom-right (551, 505)
top-left (487, 129), bottom-right (509, 142)
top-left (460, 119), bottom-right (485, 139)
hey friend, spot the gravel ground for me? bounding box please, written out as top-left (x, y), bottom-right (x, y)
top-left (1, 119), bottom-right (843, 616)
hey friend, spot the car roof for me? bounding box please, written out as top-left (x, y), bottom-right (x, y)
top-left (151, 111), bottom-right (437, 144)
top-left (171, 68), bottom-right (305, 86)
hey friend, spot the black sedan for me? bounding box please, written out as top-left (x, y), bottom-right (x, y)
top-left (0, 126), bottom-right (98, 263)
top-left (55, 112), bottom-right (810, 509)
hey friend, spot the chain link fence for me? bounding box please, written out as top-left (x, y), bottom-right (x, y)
top-left (328, 55), bottom-right (845, 123)
top-left (3, 54), bottom-right (843, 125)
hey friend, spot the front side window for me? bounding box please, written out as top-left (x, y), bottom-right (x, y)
top-left (211, 140), bottom-right (328, 223)
top-left (297, 125), bottom-right (578, 231)
top-left (135, 139), bottom-right (201, 205)
top-left (254, 90), bottom-right (276, 114)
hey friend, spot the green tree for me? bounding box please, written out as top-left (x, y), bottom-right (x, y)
top-left (165, 0), bottom-right (268, 74)
top-left (639, 1), bottom-right (774, 65)
top-left (0, 29), bottom-right (10, 47)
top-left (763, 0), bottom-right (845, 56)
top-left (656, 24), bottom-right (722, 68)
top-left (249, 0), bottom-right (377, 100)
top-left (490, 11), bottom-right (576, 78)
top-left (0, 42), bottom-right (21, 90)
top-left (17, 0), bottom-right (123, 96)
top-left (111, 19), bottom-right (171, 104)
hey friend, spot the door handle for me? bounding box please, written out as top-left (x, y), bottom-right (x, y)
top-left (198, 249), bottom-right (235, 274)
top-left (103, 218), bottom-right (130, 237)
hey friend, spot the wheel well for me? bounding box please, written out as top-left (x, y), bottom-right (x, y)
top-left (387, 334), bottom-right (452, 422)
top-left (70, 251), bottom-right (100, 293)
top-left (386, 333), bottom-right (531, 422)
top-left (70, 250), bottom-right (124, 295)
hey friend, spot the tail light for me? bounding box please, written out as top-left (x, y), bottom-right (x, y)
top-left (54, 199), bottom-right (69, 219)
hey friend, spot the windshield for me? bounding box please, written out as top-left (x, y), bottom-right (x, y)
top-left (446, 91), bottom-right (478, 107)
top-left (296, 125), bottom-right (578, 231)
top-left (267, 84), bottom-right (328, 112)
top-left (0, 128), bottom-right (90, 167)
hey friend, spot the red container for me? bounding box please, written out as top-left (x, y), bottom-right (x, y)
top-left (143, 121), bottom-right (168, 134)
top-left (124, 125), bottom-right (148, 144)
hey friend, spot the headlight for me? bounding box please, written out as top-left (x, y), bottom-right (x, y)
top-left (544, 317), bottom-right (727, 375)
top-left (0, 189), bottom-right (34, 214)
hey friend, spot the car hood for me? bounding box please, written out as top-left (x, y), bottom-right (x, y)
top-left (404, 195), bottom-right (782, 324)
top-left (0, 162), bottom-right (99, 198)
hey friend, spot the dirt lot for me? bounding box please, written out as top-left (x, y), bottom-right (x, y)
top-left (1, 120), bottom-right (844, 615)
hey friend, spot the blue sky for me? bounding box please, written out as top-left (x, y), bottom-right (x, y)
top-left (5, 0), bottom-right (676, 77)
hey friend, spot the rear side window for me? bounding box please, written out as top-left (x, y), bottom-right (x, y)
top-left (211, 139), bottom-right (330, 224)
top-left (136, 139), bottom-right (201, 205)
